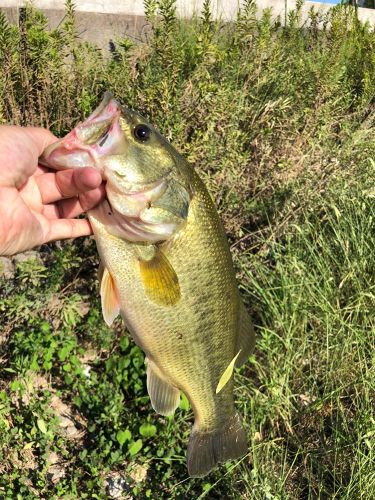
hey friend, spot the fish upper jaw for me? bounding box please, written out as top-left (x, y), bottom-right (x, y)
top-left (39, 93), bottom-right (124, 171)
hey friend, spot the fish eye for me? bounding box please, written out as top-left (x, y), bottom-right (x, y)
top-left (133, 124), bottom-right (151, 142)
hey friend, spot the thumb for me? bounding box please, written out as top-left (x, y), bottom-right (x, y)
top-left (0, 126), bottom-right (57, 189)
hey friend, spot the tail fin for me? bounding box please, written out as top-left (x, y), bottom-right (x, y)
top-left (187, 413), bottom-right (247, 478)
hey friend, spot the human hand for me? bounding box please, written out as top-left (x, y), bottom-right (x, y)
top-left (0, 125), bottom-right (105, 256)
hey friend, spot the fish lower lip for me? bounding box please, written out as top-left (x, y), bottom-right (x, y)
top-left (71, 152), bottom-right (95, 168)
top-left (48, 149), bottom-right (95, 169)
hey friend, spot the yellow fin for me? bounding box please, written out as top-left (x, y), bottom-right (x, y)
top-left (138, 249), bottom-right (180, 306)
top-left (215, 350), bottom-right (242, 394)
top-left (100, 267), bottom-right (120, 326)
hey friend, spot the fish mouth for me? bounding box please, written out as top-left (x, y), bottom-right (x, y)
top-left (40, 92), bottom-right (123, 171)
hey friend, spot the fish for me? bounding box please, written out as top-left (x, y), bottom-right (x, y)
top-left (40, 92), bottom-right (255, 477)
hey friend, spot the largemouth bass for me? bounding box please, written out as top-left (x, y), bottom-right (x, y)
top-left (41, 93), bottom-right (255, 477)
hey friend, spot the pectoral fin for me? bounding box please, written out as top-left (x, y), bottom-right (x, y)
top-left (146, 359), bottom-right (180, 416)
top-left (138, 249), bottom-right (180, 306)
top-left (215, 350), bottom-right (241, 394)
top-left (100, 267), bottom-right (120, 326)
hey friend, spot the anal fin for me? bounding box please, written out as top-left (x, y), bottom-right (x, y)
top-left (146, 359), bottom-right (180, 416)
top-left (235, 301), bottom-right (255, 367)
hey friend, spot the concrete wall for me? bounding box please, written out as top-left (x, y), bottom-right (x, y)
top-left (2, 7), bottom-right (148, 50)
top-left (2, 1), bottom-right (375, 51)
top-left (2, 0), bottom-right (375, 20)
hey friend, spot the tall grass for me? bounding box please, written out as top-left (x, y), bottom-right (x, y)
top-left (0, 1), bottom-right (374, 498)
top-left (237, 163), bottom-right (375, 498)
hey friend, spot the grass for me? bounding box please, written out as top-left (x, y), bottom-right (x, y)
top-left (238, 168), bottom-right (375, 498)
top-left (0, 0), bottom-right (374, 498)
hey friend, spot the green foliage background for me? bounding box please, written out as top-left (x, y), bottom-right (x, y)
top-left (0, 1), bottom-right (374, 498)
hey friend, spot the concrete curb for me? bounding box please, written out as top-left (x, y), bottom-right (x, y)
top-left (1, 1), bottom-right (375, 22)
